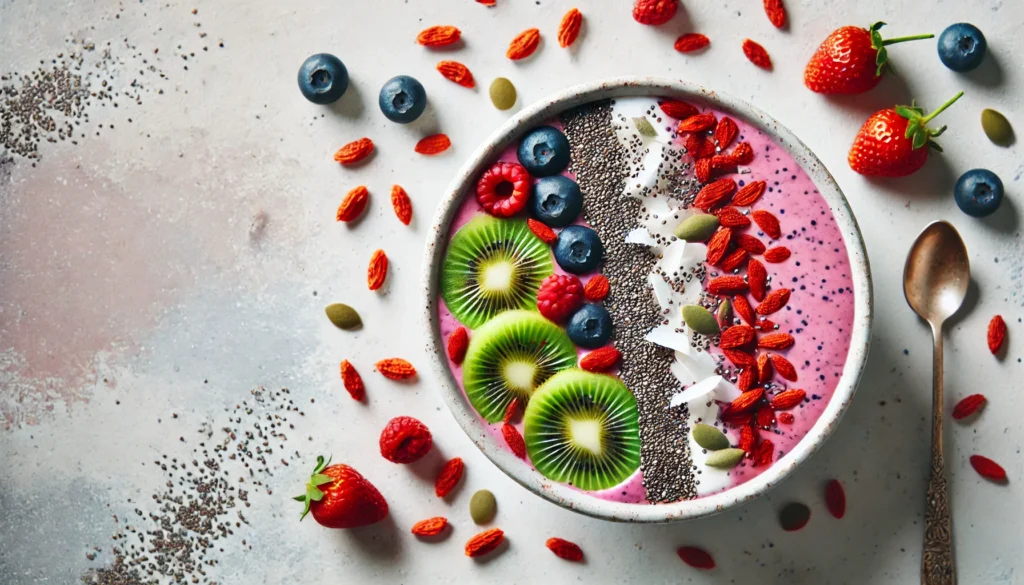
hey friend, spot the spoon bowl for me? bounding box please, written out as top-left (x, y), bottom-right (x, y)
top-left (904, 221), bottom-right (970, 327)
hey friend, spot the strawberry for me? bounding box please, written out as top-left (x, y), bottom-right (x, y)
top-left (805, 23), bottom-right (935, 95)
top-left (848, 92), bottom-right (963, 177)
top-left (294, 455), bottom-right (388, 528)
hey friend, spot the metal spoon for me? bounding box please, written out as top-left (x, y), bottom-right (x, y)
top-left (903, 220), bottom-right (970, 585)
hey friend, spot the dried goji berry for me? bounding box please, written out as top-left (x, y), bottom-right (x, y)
top-left (437, 61), bottom-right (475, 88)
top-left (447, 327), bottom-right (469, 365)
top-left (415, 134), bottom-right (451, 155)
top-left (465, 528), bottom-right (504, 557)
top-left (391, 185), bottom-right (413, 225)
top-left (676, 546), bottom-right (715, 569)
top-left (333, 137), bottom-right (374, 165)
top-left (557, 8), bottom-right (583, 48)
top-left (435, 457), bottom-right (465, 497)
top-left (952, 394), bottom-right (986, 420)
top-left (340, 359), bottom-right (365, 401)
top-left (546, 537), bottom-right (584, 561)
top-left (507, 28), bottom-right (541, 60)
top-left (742, 39), bottom-right (772, 70)
top-left (825, 479), bottom-right (846, 519)
top-left (988, 315), bottom-right (1006, 355)
top-left (411, 516), bottom-right (448, 536)
top-left (674, 33), bottom-right (710, 53)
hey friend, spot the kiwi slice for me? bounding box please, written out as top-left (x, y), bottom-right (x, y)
top-left (524, 369), bottom-right (641, 491)
top-left (441, 215), bottom-right (554, 329)
top-left (462, 310), bottom-right (577, 423)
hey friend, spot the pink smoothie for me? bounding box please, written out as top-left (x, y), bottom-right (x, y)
top-left (437, 99), bottom-right (855, 504)
top-left (696, 108), bottom-right (855, 487)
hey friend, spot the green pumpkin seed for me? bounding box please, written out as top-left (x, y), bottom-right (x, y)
top-left (673, 214), bottom-right (719, 242)
top-left (470, 489), bottom-right (497, 524)
top-left (981, 108), bottom-right (1013, 146)
top-left (779, 502), bottom-right (811, 531)
top-left (633, 117), bottom-right (657, 137)
top-left (705, 448), bottom-right (746, 469)
top-left (692, 423), bottom-right (730, 451)
top-left (716, 299), bottom-right (732, 327)
top-left (325, 303), bottom-right (361, 330)
top-left (489, 78), bottom-right (517, 111)
top-left (682, 305), bottom-right (720, 335)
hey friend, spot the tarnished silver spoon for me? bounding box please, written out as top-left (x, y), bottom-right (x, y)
top-left (903, 220), bottom-right (970, 585)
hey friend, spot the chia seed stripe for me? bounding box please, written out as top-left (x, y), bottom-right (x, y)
top-left (562, 100), bottom-right (696, 503)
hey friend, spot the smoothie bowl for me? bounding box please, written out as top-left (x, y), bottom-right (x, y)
top-left (421, 78), bottom-right (872, 522)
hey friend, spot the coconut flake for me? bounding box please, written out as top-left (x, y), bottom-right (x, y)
top-left (646, 324), bottom-right (689, 354)
top-left (625, 227), bottom-right (658, 247)
top-left (669, 375), bottom-right (722, 407)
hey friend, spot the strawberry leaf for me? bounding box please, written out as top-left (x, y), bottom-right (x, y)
top-left (306, 485), bottom-right (324, 501)
top-left (927, 141), bottom-right (944, 152)
top-left (874, 48), bottom-right (889, 76)
top-left (931, 125), bottom-right (948, 138)
top-left (895, 105), bottom-right (919, 120)
top-left (904, 119), bottom-right (921, 139)
top-left (311, 473), bottom-right (333, 486)
top-left (295, 454), bottom-right (334, 521)
top-left (911, 128), bottom-right (928, 149)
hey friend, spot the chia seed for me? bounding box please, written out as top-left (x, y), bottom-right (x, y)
top-left (80, 387), bottom-right (302, 585)
top-left (562, 101), bottom-right (697, 502)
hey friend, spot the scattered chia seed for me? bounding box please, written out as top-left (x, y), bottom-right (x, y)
top-left (562, 101), bottom-right (697, 502)
top-left (80, 387), bottom-right (302, 585)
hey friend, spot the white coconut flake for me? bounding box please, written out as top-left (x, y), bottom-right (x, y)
top-left (646, 324), bottom-right (689, 354)
top-left (669, 375), bottom-right (721, 406)
top-left (625, 227), bottom-right (659, 246)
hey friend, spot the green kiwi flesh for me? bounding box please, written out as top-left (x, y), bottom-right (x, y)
top-left (523, 369), bottom-right (641, 491)
top-left (462, 310), bottom-right (577, 423)
top-left (441, 215), bottom-right (553, 329)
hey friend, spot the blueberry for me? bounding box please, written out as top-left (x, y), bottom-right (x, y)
top-left (297, 53), bottom-right (348, 105)
top-left (517, 126), bottom-right (571, 177)
top-left (379, 75), bottom-right (427, 124)
top-left (954, 169), bottom-right (1003, 217)
top-left (566, 304), bottom-right (613, 349)
top-left (529, 176), bottom-right (583, 227)
top-left (554, 225), bottom-right (603, 274)
top-left (937, 23), bottom-right (987, 72)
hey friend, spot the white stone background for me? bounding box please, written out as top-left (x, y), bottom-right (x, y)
top-left (1, 0), bottom-right (1022, 583)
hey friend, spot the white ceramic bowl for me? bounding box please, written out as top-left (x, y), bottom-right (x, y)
top-left (421, 77), bottom-right (873, 523)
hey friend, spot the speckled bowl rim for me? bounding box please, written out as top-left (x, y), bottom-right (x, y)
top-left (420, 77), bottom-right (873, 523)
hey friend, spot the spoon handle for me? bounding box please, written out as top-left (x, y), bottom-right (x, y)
top-left (922, 328), bottom-right (955, 585)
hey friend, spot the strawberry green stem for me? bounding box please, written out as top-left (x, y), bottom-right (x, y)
top-left (921, 91), bottom-right (964, 124)
top-left (881, 33), bottom-right (934, 46)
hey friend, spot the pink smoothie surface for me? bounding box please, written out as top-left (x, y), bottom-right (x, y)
top-left (436, 103), bottom-right (855, 504)
top-left (699, 107), bottom-right (856, 487)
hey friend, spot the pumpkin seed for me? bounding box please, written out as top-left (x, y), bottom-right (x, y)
top-left (682, 305), bottom-right (720, 335)
top-left (469, 489), bottom-right (497, 524)
top-left (705, 448), bottom-right (745, 469)
top-left (779, 502), bottom-right (811, 531)
top-left (692, 423), bottom-right (730, 451)
top-left (325, 303), bottom-right (361, 330)
top-left (489, 78), bottom-right (517, 111)
top-left (633, 116), bottom-right (657, 137)
top-left (716, 299), bottom-right (732, 326)
top-left (673, 214), bottom-right (719, 242)
top-left (981, 108), bottom-right (1013, 146)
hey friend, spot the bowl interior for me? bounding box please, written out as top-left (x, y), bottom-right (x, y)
top-left (421, 77), bottom-right (873, 523)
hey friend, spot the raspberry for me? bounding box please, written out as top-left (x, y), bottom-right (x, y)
top-left (379, 416), bottom-right (433, 464)
top-left (475, 162), bottom-right (531, 217)
top-left (536, 274), bottom-right (585, 322)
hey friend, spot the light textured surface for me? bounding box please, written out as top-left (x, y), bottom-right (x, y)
top-left (1, 0), bottom-right (1021, 583)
